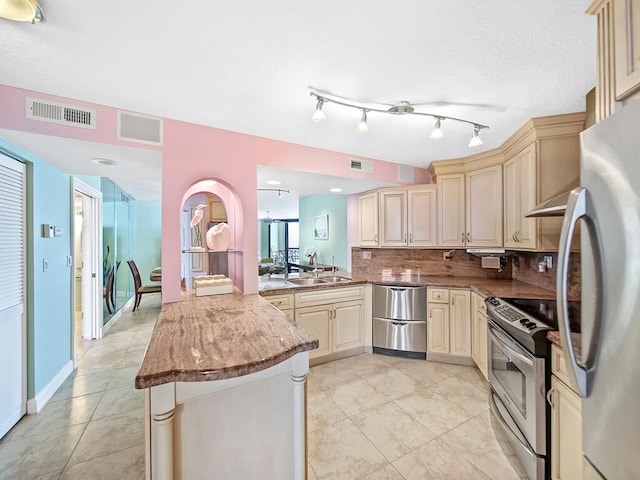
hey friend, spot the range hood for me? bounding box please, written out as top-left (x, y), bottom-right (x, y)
top-left (525, 180), bottom-right (580, 218)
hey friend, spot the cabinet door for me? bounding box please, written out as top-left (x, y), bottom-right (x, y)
top-left (438, 174), bottom-right (466, 247)
top-left (466, 165), bottom-right (503, 247)
top-left (333, 300), bottom-right (364, 352)
top-left (516, 144), bottom-right (538, 249)
top-left (503, 157), bottom-right (519, 248)
top-left (477, 312), bottom-right (488, 380)
top-left (359, 192), bottom-right (379, 247)
top-left (379, 190), bottom-right (407, 247)
top-left (427, 303), bottom-right (450, 354)
top-left (470, 292), bottom-right (481, 365)
top-left (408, 187), bottom-right (437, 247)
top-left (550, 376), bottom-right (583, 480)
top-left (450, 290), bottom-right (471, 356)
top-left (614, 0), bottom-right (640, 99)
top-left (295, 305), bottom-right (332, 359)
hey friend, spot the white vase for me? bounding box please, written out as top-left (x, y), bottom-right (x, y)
top-left (206, 222), bottom-right (231, 251)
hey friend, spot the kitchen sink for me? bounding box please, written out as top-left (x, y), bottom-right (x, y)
top-left (322, 277), bottom-right (351, 283)
top-left (286, 278), bottom-right (328, 286)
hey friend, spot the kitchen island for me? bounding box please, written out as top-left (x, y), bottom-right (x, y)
top-left (135, 290), bottom-right (318, 480)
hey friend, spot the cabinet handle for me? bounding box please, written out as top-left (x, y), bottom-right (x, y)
top-left (546, 387), bottom-right (555, 408)
top-left (404, 233), bottom-right (407, 243)
top-left (466, 232), bottom-right (471, 242)
top-left (409, 233), bottom-right (412, 243)
top-left (512, 232), bottom-right (516, 242)
top-left (374, 234), bottom-right (378, 243)
top-left (461, 232), bottom-right (465, 243)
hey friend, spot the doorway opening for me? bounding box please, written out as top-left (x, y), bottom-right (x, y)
top-left (72, 178), bottom-right (103, 364)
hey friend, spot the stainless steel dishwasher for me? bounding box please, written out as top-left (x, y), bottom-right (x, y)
top-left (372, 284), bottom-right (427, 359)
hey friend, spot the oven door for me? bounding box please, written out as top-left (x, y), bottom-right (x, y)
top-left (487, 320), bottom-right (547, 455)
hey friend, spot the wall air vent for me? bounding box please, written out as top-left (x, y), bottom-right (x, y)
top-left (349, 158), bottom-right (373, 173)
top-left (120, 192), bottom-right (130, 204)
top-left (117, 111), bottom-right (163, 146)
top-left (26, 97), bottom-right (96, 129)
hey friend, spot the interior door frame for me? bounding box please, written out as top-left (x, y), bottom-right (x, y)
top-left (71, 178), bottom-right (103, 363)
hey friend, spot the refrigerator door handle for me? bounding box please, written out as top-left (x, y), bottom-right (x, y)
top-left (557, 187), bottom-right (602, 397)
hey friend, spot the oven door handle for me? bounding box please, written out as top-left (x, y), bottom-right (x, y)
top-left (488, 323), bottom-right (534, 367)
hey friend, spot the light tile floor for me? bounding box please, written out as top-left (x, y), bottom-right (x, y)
top-left (0, 296), bottom-right (160, 480)
top-left (1, 296), bottom-right (522, 479)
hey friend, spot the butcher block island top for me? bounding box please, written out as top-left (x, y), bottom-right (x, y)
top-left (134, 289), bottom-right (319, 389)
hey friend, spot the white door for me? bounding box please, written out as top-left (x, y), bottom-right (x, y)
top-left (0, 152), bottom-right (26, 439)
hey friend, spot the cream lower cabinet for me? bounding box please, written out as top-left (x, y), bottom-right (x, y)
top-left (549, 344), bottom-right (583, 480)
top-left (294, 286), bottom-right (365, 363)
top-left (427, 288), bottom-right (472, 364)
top-left (470, 291), bottom-right (488, 380)
top-left (264, 293), bottom-right (294, 318)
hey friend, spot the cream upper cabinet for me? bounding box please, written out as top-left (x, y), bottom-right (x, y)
top-left (437, 166), bottom-right (503, 248)
top-left (614, 0), bottom-right (640, 100)
top-left (504, 143), bottom-right (537, 249)
top-left (437, 174), bottom-right (466, 247)
top-left (407, 187), bottom-right (437, 246)
top-left (465, 165), bottom-right (503, 247)
top-left (377, 186), bottom-right (437, 247)
top-left (359, 191), bottom-right (379, 247)
top-left (379, 189), bottom-right (407, 247)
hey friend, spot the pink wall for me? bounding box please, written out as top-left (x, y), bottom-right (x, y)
top-left (0, 84), bottom-right (431, 302)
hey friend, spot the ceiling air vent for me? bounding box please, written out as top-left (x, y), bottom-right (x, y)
top-left (26, 97), bottom-right (96, 129)
top-left (349, 158), bottom-right (373, 173)
top-left (117, 111), bottom-right (163, 146)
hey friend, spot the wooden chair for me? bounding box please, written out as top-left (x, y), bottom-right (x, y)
top-left (127, 260), bottom-right (161, 312)
top-left (103, 266), bottom-right (116, 314)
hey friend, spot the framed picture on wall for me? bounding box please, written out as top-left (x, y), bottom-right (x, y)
top-left (313, 214), bottom-right (329, 240)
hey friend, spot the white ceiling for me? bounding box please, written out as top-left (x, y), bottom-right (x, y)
top-left (0, 1), bottom-right (596, 205)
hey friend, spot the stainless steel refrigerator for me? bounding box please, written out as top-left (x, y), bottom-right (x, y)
top-left (556, 98), bottom-right (640, 479)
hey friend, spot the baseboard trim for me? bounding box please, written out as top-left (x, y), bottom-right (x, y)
top-left (27, 360), bottom-right (74, 414)
top-left (102, 296), bottom-right (135, 335)
top-left (426, 352), bottom-right (475, 367)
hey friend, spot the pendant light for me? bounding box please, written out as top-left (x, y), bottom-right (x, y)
top-left (468, 125), bottom-right (483, 147)
top-left (312, 98), bottom-right (326, 122)
top-left (356, 110), bottom-right (368, 133)
top-left (430, 117), bottom-right (443, 139)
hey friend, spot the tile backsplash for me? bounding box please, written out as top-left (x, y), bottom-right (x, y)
top-left (351, 247), bottom-right (581, 297)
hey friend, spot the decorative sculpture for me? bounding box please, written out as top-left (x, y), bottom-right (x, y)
top-left (206, 222), bottom-right (231, 251)
top-left (190, 203), bottom-right (207, 251)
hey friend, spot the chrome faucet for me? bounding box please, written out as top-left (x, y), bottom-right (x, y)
top-left (332, 255), bottom-right (336, 279)
top-left (308, 251), bottom-right (320, 277)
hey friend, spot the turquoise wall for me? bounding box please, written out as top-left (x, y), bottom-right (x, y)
top-left (131, 200), bottom-right (162, 283)
top-left (299, 194), bottom-right (348, 271)
top-left (1, 138), bottom-right (73, 399)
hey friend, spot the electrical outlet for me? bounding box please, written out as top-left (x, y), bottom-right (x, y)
top-left (43, 258), bottom-right (48, 272)
top-left (362, 250), bottom-right (371, 260)
top-left (543, 255), bottom-right (553, 269)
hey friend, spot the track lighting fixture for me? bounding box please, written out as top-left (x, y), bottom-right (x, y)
top-left (309, 90), bottom-right (489, 148)
top-left (430, 117), bottom-right (443, 139)
top-left (356, 110), bottom-right (369, 133)
top-left (468, 125), bottom-right (483, 147)
top-left (258, 188), bottom-right (290, 197)
top-left (0, 0), bottom-right (45, 22)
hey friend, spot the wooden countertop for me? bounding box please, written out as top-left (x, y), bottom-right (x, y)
top-left (135, 290), bottom-right (319, 389)
top-left (259, 273), bottom-right (556, 300)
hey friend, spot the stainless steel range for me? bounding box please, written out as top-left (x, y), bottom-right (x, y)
top-left (485, 296), bottom-right (561, 480)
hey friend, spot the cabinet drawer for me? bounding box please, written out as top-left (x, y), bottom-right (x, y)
top-left (264, 294), bottom-right (294, 310)
top-left (295, 286), bottom-right (364, 308)
top-left (551, 344), bottom-right (579, 393)
top-left (427, 288), bottom-right (449, 304)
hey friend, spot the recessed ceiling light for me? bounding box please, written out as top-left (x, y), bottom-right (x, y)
top-left (266, 180), bottom-right (281, 185)
top-left (91, 157), bottom-right (117, 166)
top-left (330, 188), bottom-right (343, 193)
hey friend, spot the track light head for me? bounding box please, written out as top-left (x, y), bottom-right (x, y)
top-left (468, 125), bottom-right (483, 147)
top-left (430, 117), bottom-right (443, 139)
top-left (313, 98), bottom-right (326, 122)
top-left (356, 110), bottom-right (368, 133)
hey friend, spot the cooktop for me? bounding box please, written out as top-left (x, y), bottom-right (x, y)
top-left (500, 297), bottom-right (581, 332)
